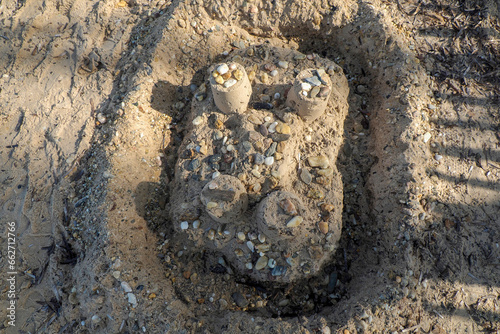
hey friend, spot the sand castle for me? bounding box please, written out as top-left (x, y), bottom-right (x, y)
top-left (169, 45), bottom-right (349, 283)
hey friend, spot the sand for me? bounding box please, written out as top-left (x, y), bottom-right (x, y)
top-left (0, 0), bottom-right (499, 333)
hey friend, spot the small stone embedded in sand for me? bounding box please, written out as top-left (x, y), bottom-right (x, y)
top-left (268, 258), bottom-right (276, 268)
top-left (193, 220), bottom-right (200, 229)
top-left (300, 168), bottom-right (312, 184)
top-left (278, 60), bottom-right (289, 69)
top-left (255, 256), bottom-right (268, 270)
top-left (318, 86), bottom-right (331, 98)
top-left (217, 63), bottom-right (229, 75)
top-left (264, 156), bottom-right (274, 166)
top-left (237, 232), bottom-right (246, 240)
top-left (248, 115), bottom-right (261, 124)
top-left (180, 221), bottom-right (189, 230)
top-left (207, 229), bottom-right (215, 240)
top-left (258, 234), bottom-right (266, 243)
top-left (233, 69), bottom-right (243, 81)
top-left (193, 116), bottom-right (203, 126)
top-left (308, 155), bottom-right (329, 168)
top-left (254, 153), bottom-right (265, 165)
top-left (215, 75), bottom-right (224, 84)
top-left (224, 78), bottom-right (237, 88)
top-left (279, 198), bottom-right (298, 215)
top-left (268, 121), bottom-right (278, 133)
top-left (270, 69), bottom-right (278, 77)
top-left (423, 132), bottom-right (431, 143)
top-left (301, 82), bottom-right (312, 91)
top-left (321, 203), bottom-right (335, 212)
top-left (307, 188), bottom-right (325, 200)
top-left (206, 202), bottom-right (217, 209)
top-left (305, 76), bottom-right (322, 86)
top-left (317, 168), bottom-right (334, 177)
top-left (287, 215), bottom-right (303, 227)
top-left (246, 241), bottom-right (255, 252)
top-left (310, 86), bottom-right (320, 98)
top-left (276, 123), bottom-right (291, 134)
top-left (318, 221), bottom-right (329, 234)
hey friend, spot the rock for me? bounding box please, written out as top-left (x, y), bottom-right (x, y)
top-left (277, 141), bottom-right (286, 153)
top-left (287, 216), bottom-right (303, 227)
top-left (279, 198), bottom-right (298, 215)
top-left (127, 293), bottom-right (138, 308)
top-left (317, 168), bottom-right (334, 176)
top-left (232, 292), bottom-right (249, 308)
top-left (193, 220), bottom-right (200, 229)
top-left (259, 124), bottom-right (269, 136)
top-left (318, 86), bottom-right (331, 98)
top-left (268, 258), bottom-right (276, 268)
top-left (276, 123), bottom-right (291, 134)
top-left (270, 133), bottom-right (290, 142)
top-left (310, 86), bottom-right (320, 98)
top-left (320, 203), bottom-right (335, 212)
top-left (307, 156), bottom-right (329, 168)
top-left (305, 76), bottom-right (322, 86)
top-left (423, 132), bottom-right (431, 143)
top-left (255, 256), bottom-right (268, 270)
top-left (233, 69), bottom-right (243, 80)
top-left (248, 115), bottom-right (261, 125)
top-left (254, 153), bottom-right (265, 165)
top-left (224, 78), bottom-right (237, 88)
top-left (318, 221), bottom-right (328, 234)
top-left (301, 82), bottom-right (312, 91)
top-left (217, 63), bottom-right (229, 75)
top-left (268, 121), bottom-right (278, 133)
top-left (271, 266), bottom-right (287, 276)
top-left (241, 141), bottom-right (252, 152)
top-left (192, 116), bottom-right (203, 126)
top-left (264, 156), bottom-right (274, 166)
top-left (265, 142), bottom-right (277, 156)
top-left (208, 189), bottom-right (236, 201)
top-left (300, 168), bottom-right (312, 184)
top-left (307, 188), bottom-right (325, 199)
top-left (180, 221), bottom-right (189, 230)
top-left (187, 158), bottom-right (201, 171)
top-left (278, 60), bottom-right (289, 69)
top-left (121, 282), bottom-right (132, 293)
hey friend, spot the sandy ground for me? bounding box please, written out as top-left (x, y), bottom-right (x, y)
top-left (0, 0), bottom-right (499, 333)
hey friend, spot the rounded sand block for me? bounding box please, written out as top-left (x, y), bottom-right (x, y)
top-left (209, 63), bottom-right (252, 114)
top-left (286, 68), bottom-right (332, 122)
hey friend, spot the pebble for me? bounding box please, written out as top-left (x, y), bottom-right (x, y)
top-left (229, 63), bottom-right (237, 70)
top-left (252, 169), bottom-right (262, 178)
top-left (248, 70), bottom-right (256, 81)
top-left (300, 168), bottom-right (312, 184)
top-left (279, 198), bottom-right (298, 215)
top-left (255, 256), bottom-right (268, 270)
top-left (310, 86), bottom-right (320, 98)
top-left (267, 258), bottom-right (276, 268)
top-left (423, 132), bottom-right (432, 143)
top-left (301, 82), bottom-right (312, 91)
top-left (435, 154), bottom-right (443, 161)
top-left (226, 144), bottom-right (235, 152)
top-left (121, 281), bottom-right (133, 293)
top-left (321, 203), bottom-right (335, 212)
top-left (192, 116), bottom-right (203, 126)
top-left (252, 183), bottom-right (262, 192)
top-left (305, 76), bottom-right (322, 86)
top-left (213, 130), bottom-right (223, 140)
top-left (308, 156), bottom-right (329, 168)
top-left (235, 249), bottom-right (244, 256)
top-left (259, 124), bottom-right (269, 136)
top-left (276, 123), bottom-right (291, 134)
top-left (307, 189), bottom-right (325, 200)
top-left (232, 292), bottom-right (249, 308)
top-left (193, 220), bottom-right (200, 229)
top-left (242, 141), bottom-right (252, 152)
top-left (277, 60), bottom-right (288, 69)
top-left (268, 121), bottom-right (278, 133)
top-left (206, 202), bottom-right (217, 209)
top-left (265, 142), bottom-right (277, 156)
top-left (233, 69), bottom-right (243, 81)
top-left (271, 266), bottom-right (287, 276)
top-left (224, 78), bottom-right (237, 88)
top-left (178, 19), bottom-right (186, 28)
top-left (317, 168), bottom-right (333, 177)
top-left (207, 229), bottom-right (215, 240)
top-left (246, 241), bottom-right (255, 252)
top-left (254, 153), bottom-right (265, 165)
top-left (180, 221), bottom-right (189, 230)
top-left (217, 64), bottom-right (229, 75)
top-left (316, 68), bottom-right (328, 84)
top-left (264, 156), bottom-right (274, 166)
top-left (215, 76), bottom-right (224, 84)
top-left (237, 232), bottom-right (246, 241)
top-left (318, 86), bottom-right (331, 98)
top-left (294, 54), bottom-right (306, 60)
top-left (128, 293), bottom-right (138, 308)
top-left (286, 257), bottom-right (298, 266)
top-left (245, 262), bottom-right (253, 270)
top-left (248, 115), bottom-right (261, 124)
top-left (270, 69), bottom-right (278, 77)
top-left (212, 171), bottom-right (221, 179)
top-left (318, 221), bottom-right (329, 234)
top-left (274, 92), bottom-right (281, 100)
top-left (258, 234), bottom-right (266, 243)
top-left (271, 133), bottom-right (290, 142)
top-left (96, 113), bottom-right (106, 124)
top-left (287, 216), bottom-right (303, 228)
top-left (261, 73), bottom-right (269, 84)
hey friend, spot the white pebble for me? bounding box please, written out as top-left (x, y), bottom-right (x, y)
top-left (237, 232), bottom-right (246, 240)
top-left (264, 156), bottom-right (274, 166)
top-left (246, 241), bottom-right (255, 252)
top-left (224, 78), bottom-right (237, 88)
top-left (277, 60), bottom-right (288, 69)
top-left (217, 63), bottom-right (229, 75)
top-left (302, 90), bottom-right (308, 96)
top-left (423, 132), bottom-right (431, 143)
top-left (258, 234), bottom-right (266, 243)
top-left (226, 144), bottom-right (234, 151)
top-left (270, 69), bottom-right (278, 77)
top-left (127, 293), bottom-right (138, 308)
top-left (180, 221), bottom-right (189, 230)
top-left (274, 93), bottom-right (281, 99)
top-left (264, 116), bottom-right (272, 122)
top-left (268, 258), bottom-right (276, 268)
top-left (305, 134), bottom-right (312, 141)
top-left (301, 82), bottom-right (312, 91)
top-left (121, 281), bottom-right (132, 293)
top-left (435, 154), bottom-right (443, 161)
top-left (192, 220), bottom-right (200, 229)
top-left (245, 263), bottom-right (253, 270)
top-left (228, 63), bottom-right (236, 70)
top-left (192, 116), bottom-right (203, 126)
top-left (212, 171), bottom-right (221, 179)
